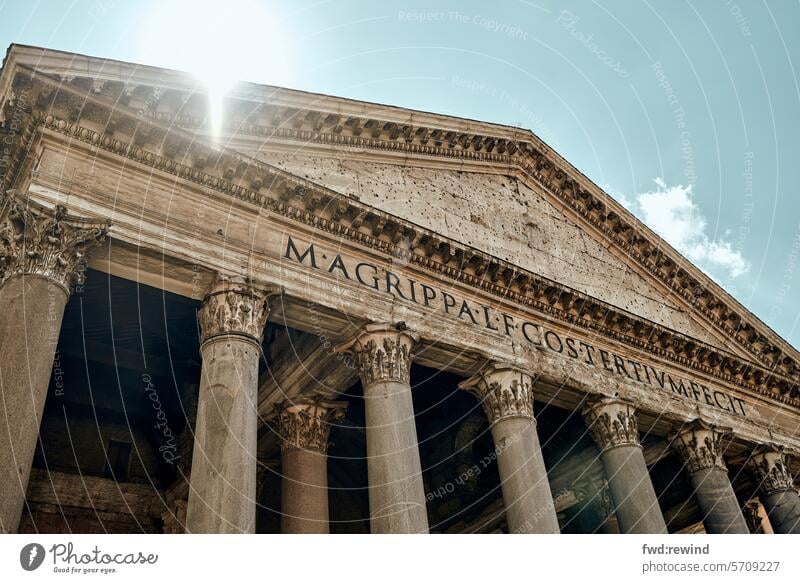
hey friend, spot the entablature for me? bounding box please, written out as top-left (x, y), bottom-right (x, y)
top-left (2, 57), bottom-right (799, 425)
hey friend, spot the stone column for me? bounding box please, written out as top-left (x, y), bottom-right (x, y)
top-left (336, 322), bottom-right (428, 534)
top-left (459, 363), bottom-right (559, 533)
top-left (582, 396), bottom-right (667, 534)
top-left (746, 445), bottom-right (800, 534)
top-left (0, 197), bottom-right (108, 533)
top-left (275, 399), bottom-right (347, 533)
top-left (185, 276), bottom-right (272, 534)
top-left (670, 419), bottom-right (748, 533)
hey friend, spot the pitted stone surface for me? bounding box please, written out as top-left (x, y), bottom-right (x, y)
top-left (258, 152), bottom-right (727, 350)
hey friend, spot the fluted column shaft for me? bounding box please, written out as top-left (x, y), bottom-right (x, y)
top-left (337, 323), bottom-right (428, 534)
top-left (185, 276), bottom-right (271, 534)
top-left (582, 397), bottom-right (667, 534)
top-left (671, 420), bottom-right (748, 533)
top-left (0, 197), bottom-right (107, 533)
top-left (747, 446), bottom-right (800, 534)
top-left (460, 363), bottom-right (558, 533)
top-left (276, 400), bottom-right (346, 534)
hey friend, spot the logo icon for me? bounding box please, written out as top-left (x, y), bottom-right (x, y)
top-left (20, 543), bottom-right (46, 571)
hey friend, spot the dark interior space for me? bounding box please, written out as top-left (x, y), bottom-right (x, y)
top-left (33, 269), bottom-right (202, 489)
top-left (17, 269), bottom-right (743, 535)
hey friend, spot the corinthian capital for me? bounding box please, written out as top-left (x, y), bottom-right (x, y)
top-left (275, 399), bottom-right (348, 453)
top-left (458, 363), bottom-right (535, 425)
top-left (335, 322), bottom-right (417, 385)
top-left (582, 396), bottom-right (640, 452)
top-left (0, 194), bottom-right (109, 292)
top-left (670, 419), bottom-right (729, 473)
top-left (198, 275), bottom-right (274, 344)
top-left (747, 444), bottom-right (797, 496)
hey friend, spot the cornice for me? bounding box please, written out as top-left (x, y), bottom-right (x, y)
top-left (32, 109), bottom-right (800, 409)
top-left (136, 95), bottom-right (799, 382)
top-left (3, 66), bottom-right (799, 412)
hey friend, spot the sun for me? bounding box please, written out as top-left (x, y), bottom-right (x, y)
top-left (136, 0), bottom-right (292, 140)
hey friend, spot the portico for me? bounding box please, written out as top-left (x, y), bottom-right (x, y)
top-left (1, 44), bottom-right (799, 534)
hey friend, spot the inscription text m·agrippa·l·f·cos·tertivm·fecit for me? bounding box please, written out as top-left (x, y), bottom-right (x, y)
top-left (282, 236), bottom-right (748, 417)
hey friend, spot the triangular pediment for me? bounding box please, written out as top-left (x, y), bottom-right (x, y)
top-left (2, 44), bottom-right (798, 399)
top-left (242, 150), bottom-right (738, 353)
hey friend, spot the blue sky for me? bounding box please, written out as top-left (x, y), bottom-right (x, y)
top-left (2, 0), bottom-right (800, 349)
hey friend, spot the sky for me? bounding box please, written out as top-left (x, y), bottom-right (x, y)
top-left (1, 0), bottom-right (799, 349)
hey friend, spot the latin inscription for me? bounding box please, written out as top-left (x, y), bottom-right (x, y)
top-left (284, 237), bottom-right (748, 417)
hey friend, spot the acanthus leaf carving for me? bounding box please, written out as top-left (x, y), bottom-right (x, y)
top-left (198, 275), bottom-right (273, 344)
top-left (0, 193), bottom-right (109, 292)
top-left (275, 400), bottom-right (347, 453)
top-left (336, 323), bottom-right (417, 385)
top-left (747, 445), bottom-right (796, 495)
top-left (582, 397), bottom-right (640, 451)
top-left (670, 419), bottom-right (729, 473)
top-left (459, 363), bottom-right (535, 425)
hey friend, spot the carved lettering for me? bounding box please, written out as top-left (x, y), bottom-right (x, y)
top-left (286, 239), bottom-right (750, 417)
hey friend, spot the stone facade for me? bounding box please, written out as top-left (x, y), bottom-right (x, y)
top-left (0, 44), bottom-right (799, 534)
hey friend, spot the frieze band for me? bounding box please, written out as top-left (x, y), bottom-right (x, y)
top-left (285, 236), bottom-right (749, 418)
top-left (5, 74), bottom-right (795, 405)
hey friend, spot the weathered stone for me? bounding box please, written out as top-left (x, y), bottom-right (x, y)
top-left (670, 419), bottom-right (748, 533)
top-left (185, 276), bottom-right (273, 534)
top-left (582, 397), bottom-right (667, 534)
top-left (2, 45), bottom-right (800, 537)
top-left (459, 363), bottom-right (559, 533)
top-left (337, 323), bottom-right (428, 534)
top-left (275, 399), bottom-right (346, 534)
top-left (0, 196), bottom-right (107, 533)
top-left (747, 445), bottom-right (800, 534)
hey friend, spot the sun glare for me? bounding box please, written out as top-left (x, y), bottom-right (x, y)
top-left (137, 0), bottom-right (292, 141)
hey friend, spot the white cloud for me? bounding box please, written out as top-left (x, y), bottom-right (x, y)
top-left (631, 178), bottom-right (749, 278)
